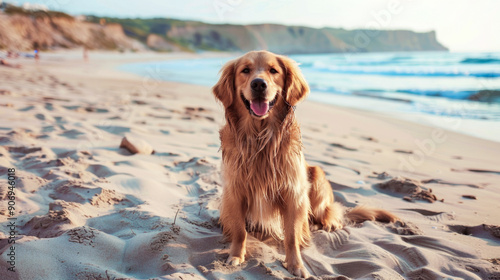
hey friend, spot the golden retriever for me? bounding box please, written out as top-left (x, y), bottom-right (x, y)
top-left (212, 50), bottom-right (398, 278)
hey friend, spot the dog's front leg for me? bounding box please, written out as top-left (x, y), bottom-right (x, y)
top-left (220, 192), bottom-right (248, 265)
top-left (281, 197), bottom-right (311, 278)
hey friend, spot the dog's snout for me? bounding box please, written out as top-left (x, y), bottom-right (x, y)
top-left (251, 78), bottom-right (267, 92)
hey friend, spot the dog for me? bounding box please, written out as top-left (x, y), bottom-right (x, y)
top-left (212, 50), bottom-right (398, 278)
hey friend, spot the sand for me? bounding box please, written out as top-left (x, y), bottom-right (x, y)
top-left (0, 50), bottom-right (499, 279)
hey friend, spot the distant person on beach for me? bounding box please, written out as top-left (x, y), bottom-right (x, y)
top-left (83, 47), bottom-right (89, 62)
top-left (33, 42), bottom-right (40, 63)
top-left (34, 49), bottom-right (39, 63)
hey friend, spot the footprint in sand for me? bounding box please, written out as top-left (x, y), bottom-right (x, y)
top-left (465, 169), bottom-right (500, 175)
top-left (394, 149), bottom-right (413, 154)
top-left (386, 220), bottom-right (424, 235)
top-left (58, 129), bottom-right (85, 139)
top-left (84, 107), bottom-right (109, 113)
top-left (86, 164), bottom-right (120, 178)
top-left (50, 184), bottom-right (140, 208)
top-left (6, 146), bottom-right (43, 154)
top-left (21, 201), bottom-right (85, 238)
top-left (95, 125), bottom-right (131, 135)
top-left (422, 178), bottom-right (482, 189)
top-left (18, 105), bottom-right (35, 112)
top-left (448, 224), bottom-right (500, 240)
top-left (330, 142), bottom-right (358, 151)
top-left (401, 208), bottom-right (455, 222)
top-left (375, 177), bottom-right (441, 203)
top-left (44, 103), bottom-right (54, 111)
top-left (35, 113), bottom-right (47, 120)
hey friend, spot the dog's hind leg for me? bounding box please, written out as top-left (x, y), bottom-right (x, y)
top-left (307, 165), bottom-right (344, 231)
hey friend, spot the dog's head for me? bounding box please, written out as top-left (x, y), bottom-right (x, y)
top-left (213, 51), bottom-right (309, 120)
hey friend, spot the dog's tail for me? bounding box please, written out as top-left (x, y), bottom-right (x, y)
top-left (345, 206), bottom-right (399, 224)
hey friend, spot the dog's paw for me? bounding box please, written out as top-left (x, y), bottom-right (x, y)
top-left (323, 218), bottom-right (343, 232)
top-left (226, 255), bottom-right (245, 266)
top-left (288, 265), bottom-right (310, 278)
top-left (283, 262), bottom-right (310, 278)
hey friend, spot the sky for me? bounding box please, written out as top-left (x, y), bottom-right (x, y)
top-left (10, 0), bottom-right (500, 52)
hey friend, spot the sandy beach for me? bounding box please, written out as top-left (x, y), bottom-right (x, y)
top-left (1, 50), bottom-right (499, 279)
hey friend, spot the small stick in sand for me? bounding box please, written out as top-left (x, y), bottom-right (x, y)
top-left (173, 208), bottom-right (180, 225)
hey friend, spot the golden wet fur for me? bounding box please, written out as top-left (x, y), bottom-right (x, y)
top-left (213, 50), bottom-right (398, 278)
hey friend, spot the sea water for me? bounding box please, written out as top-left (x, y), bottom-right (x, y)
top-left (119, 51), bottom-right (500, 142)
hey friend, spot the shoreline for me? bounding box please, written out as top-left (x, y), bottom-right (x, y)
top-left (1, 50), bottom-right (499, 279)
top-left (309, 92), bottom-right (500, 143)
top-left (116, 53), bottom-right (500, 143)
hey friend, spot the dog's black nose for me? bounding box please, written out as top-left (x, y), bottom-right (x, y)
top-left (251, 78), bottom-right (267, 92)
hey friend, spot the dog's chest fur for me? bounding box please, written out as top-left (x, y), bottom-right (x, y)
top-left (219, 120), bottom-right (309, 236)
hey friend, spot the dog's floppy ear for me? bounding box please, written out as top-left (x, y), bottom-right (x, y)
top-left (212, 59), bottom-right (237, 108)
top-left (279, 55), bottom-right (310, 106)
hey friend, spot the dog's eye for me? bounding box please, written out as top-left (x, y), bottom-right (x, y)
top-left (270, 68), bottom-right (278, 74)
top-left (242, 68), bottom-right (250, 74)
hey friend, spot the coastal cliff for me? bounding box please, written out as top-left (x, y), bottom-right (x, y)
top-left (0, 15), bottom-right (143, 51)
top-left (0, 5), bottom-right (448, 53)
top-left (162, 23), bottom-right (447, 53)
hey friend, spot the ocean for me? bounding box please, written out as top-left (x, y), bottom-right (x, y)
top-left (119, 51), bottom-right (500, 142)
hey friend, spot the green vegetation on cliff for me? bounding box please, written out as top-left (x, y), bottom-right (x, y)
top-left (86, 16), bottom-right (448, 54)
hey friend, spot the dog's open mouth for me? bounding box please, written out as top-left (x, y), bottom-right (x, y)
top-left (241, 94), bottom-right (278, 117)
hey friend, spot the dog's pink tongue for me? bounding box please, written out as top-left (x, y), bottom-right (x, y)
top-left (250, 101), bottom-right (270, 116)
